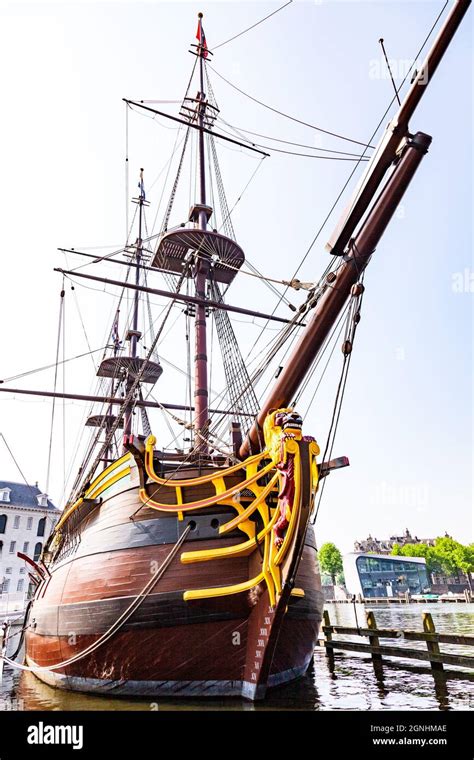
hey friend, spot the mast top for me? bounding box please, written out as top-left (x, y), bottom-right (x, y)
top-left (151, 15), bottom-right (245, 285)
top-left (195, 12), bottom-right (209, 59)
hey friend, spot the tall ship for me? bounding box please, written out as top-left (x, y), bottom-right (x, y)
top-left (1, 1), bottom-right (470, 699)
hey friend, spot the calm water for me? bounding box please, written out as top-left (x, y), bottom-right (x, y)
top-left (1, 603), bottom-right (473, 711)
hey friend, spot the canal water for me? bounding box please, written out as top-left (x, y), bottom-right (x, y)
top-left (1, 603), bottom-right (473, 711)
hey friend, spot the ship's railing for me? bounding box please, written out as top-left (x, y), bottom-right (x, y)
top-left (51, 411), bottom-right (320, 608)
top-left (141, 432), bottom-right (319, 606)
top-left (54, 453), bottom-right (132, 534)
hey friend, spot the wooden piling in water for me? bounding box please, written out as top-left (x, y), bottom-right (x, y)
top-left (366, 610), bottom-right (382, 664)
top-left (0, 621), bottom-right (9, 683)
top-left (423, 611), bottom-right (444, 672)
top-left (323, 609), bottom-right (334, 664)
top-left (320, 607), bottom-right (474, 673)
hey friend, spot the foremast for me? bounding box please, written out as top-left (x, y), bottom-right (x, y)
top-left (81, 166), bottom-right (161, 481)
top-left (124, 169), bottom-right (147, 439)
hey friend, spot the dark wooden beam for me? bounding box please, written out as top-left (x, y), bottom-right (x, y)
top-left (124, 98), bottom-right (270, 157)
top-left (0, 386), bottom-right (255, 417)
top-left (55, 268), bottom-right (298, 326)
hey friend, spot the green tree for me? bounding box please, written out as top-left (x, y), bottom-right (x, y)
top-left (390, 542), bottom-right (439, 575)
top-left (452, 541), bottom-right (474, 591)
top-left (432, 536), bottom-right (465, 577)
top-left (392, 538), bottom-right (474, 589)
top-left (319, 542), bottom-right (344, 585)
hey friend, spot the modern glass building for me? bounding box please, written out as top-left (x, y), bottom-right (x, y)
top-left (343, 553), bottom-right (430, 598)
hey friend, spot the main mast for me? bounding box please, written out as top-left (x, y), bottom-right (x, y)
top-left (194, 12), bottom-right (210, 452)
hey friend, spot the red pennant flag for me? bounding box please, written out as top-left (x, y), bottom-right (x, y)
top-left (196, 17), bottom-right (209, 59)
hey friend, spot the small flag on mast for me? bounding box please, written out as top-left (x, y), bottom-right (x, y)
top-left (196, 13), bottom-right (208, 59)
top-left (138, 167), bottom-right (145, 200)
top-left (112, 310), bottom-right (120, 348)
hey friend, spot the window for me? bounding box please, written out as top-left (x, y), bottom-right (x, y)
top-left (36, 494), bottom-right (48, 508)
top-left (0, 515), bottom-right (7, 534)
top-left (19, 568), bottom-right (25, 574)
top-left (33, 542), bottom-right (42, 561)
top-left (13, 515), bottom-right (20, 529)
top-left (16, 579), bottom-right (24, 593)
top-left (23, 541), bottom-right (29, 554)
top-left (5, 567), bottom-right (12, 574)
top-left (1, 579), bottom-right (10, 593)
top-left (9, 541), bottom-right (16, 554)
top-left (26, 517), bottom-right (33, 530)
top-left (0, 489), bottom-right (11, 503)
top-left (37, 517), bottom-right (46, 537)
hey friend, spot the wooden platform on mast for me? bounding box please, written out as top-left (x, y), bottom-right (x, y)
top-left (96, 356), bottom-right (163, 384)
top-left (85, 414), bottom-right (124, 429)
top-left (152, 225), bottom-right (245, 285)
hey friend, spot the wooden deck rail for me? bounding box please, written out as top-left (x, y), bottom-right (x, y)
top-left (320, 610), bottom-right (474, 672)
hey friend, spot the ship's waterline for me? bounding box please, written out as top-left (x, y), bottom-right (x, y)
top-left (2, 605), bottom-right (473, 711)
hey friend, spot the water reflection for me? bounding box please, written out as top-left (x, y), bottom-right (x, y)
top-left (372, 660), bottom-right (388, 702)
top-left (432, 670), bottom-right (450, 710)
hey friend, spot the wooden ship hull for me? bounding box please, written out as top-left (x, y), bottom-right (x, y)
top-left (25, 418), bottom-right (324, 699)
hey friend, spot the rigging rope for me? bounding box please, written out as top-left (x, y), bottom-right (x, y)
top-left (207, 63), bottom-right (375, 149)
top-left (149, 128), bottom-right (186, 237)
top-left (2, 525), bottom-right (192, 673)
top-left (62, 284), bottom-right (66, 497)
top-left (60, 0), bottom-right (449, 498)
top-left (125, 102), bottom-right (129, 244)
top-left (74, 278), bottom-right (184, 501)
top-left (69, 283), bottom-right (99, 373)
top-left (185, 282), bottom-right (193, 442)
top-left (215, 116), bottom-right (373, 158)
top-left (0, 346), bottom-right (106, 384)
top-left (153, 392), bottom-right (239, 462)
top-left (211, 280), bottom-right (260, 437)
top-left (67, 208), bottom-right (138, 275)
top-left (212, 0), bottom-right (293, 50)
top-left (311, 273), bottom-right (366, 526)
top-left (66, 258), bottom-right (137, 501)
top-left (301, 311), bottom-right (349, 416)
top-left (204, 75), bottom-right (297, 309)
top-left (213, 120), bottom-right (371, 160)
top-left (159, 127), bottom-right (191, 235)
top-left (214, 0), bottom-right (450, 373)
top-left (45, 283), bottom-right (65, 496)
top-left (0, 434), bottom-right (38, 503)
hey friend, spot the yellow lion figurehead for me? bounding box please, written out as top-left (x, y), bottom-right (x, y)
top-left (263, 408), bottom-right (304, 460)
